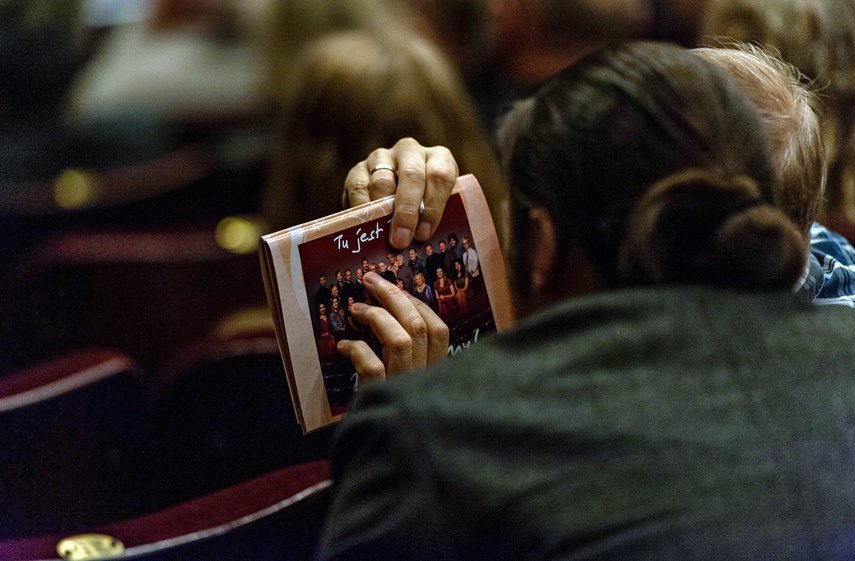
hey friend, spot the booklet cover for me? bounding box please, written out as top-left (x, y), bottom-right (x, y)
top-left (260, 174), bottom-right (513, 433)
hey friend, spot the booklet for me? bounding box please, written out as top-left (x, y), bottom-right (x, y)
top-left (260, 174), bottom-right (513, 433)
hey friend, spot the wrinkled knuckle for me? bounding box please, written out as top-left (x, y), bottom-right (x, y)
top-left (428, 165), bottom-right (457, 187)
top-left (363, 363), bottom-right (386, 382)
top-left (360, 305), bottom-right (381, 323)
top-left (373, 281), bottom-right (397, 300)
top-left (433, 145), bottom-right (458, 168)
top-left (396, 137), bottom-right (419, 150)
top-left (407, 316), bottom-right (428, 340)
top-left (388, 333), bottom-right (413, 356)
top-left (399, 163), bottom-right (427, 184)
top-left (430, 322), bottom-right (449, 343)
top-left (348, 178), bottom-right (369, 194)
top-left (371, 175), bottom-right (397, 192)
top-left (394, 203), bottom-right (421, 223)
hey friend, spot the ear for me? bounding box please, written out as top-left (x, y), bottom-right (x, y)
top-left (528, 208), bottom-right (557, 295)
top-left (526, 207), bottom-right (605, 303)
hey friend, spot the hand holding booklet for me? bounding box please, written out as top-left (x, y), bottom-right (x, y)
top-left (259, 174), bottom-right (513, 433)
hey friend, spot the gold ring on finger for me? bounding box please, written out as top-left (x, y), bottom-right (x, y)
top-left (370, 164), bottom-right (396, 176)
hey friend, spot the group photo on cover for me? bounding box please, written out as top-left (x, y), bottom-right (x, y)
top-left (307, 226), bottom-right (493, 409)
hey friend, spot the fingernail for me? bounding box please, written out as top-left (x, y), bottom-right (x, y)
top-left (415, 222), bottom-right (432, 240)
top-left (363, 272), bottom-right (380, 285)
top-left (391, 228), bottom-right (411, 248)
top-left (352, 302), bottom-right (368, 313)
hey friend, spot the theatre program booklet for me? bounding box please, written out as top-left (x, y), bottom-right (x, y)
top-left (260, 174), bottom-right (513, 433)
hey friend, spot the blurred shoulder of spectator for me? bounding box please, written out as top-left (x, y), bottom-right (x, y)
top-left (67, 0), bottom-right (269, 124)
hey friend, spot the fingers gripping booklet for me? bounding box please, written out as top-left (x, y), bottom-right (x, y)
top-left (260, 175), bottom-right (513, 433)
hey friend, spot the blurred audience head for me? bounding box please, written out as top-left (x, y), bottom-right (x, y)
top-left (260, 0), bottom-right (411, 102)
top-left (402, 0), bottom-right (491, 82)
top-left (496, 41), bottom-right (804, 313)
top-left (694, 44), bottom-right (826, 237)
top-left (702, 0), bottom-right (855, 220)
top-left (484, 0), bottom-right (654, 87)
top-left (702, 0), bottom-right (843, 89)
top-left (262, 29), bottom-right (505, 230)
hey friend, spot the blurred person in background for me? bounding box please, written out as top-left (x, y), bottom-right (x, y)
top-left (405, 0), bottom-right (710, 131)
top-left (261, 29), bottom-right (508, 245)
top-left (259, 0), bottom-right (410, 105)
top-left (0, 0), bottom-right (198, 258)
top-left (0, 0), bottom-right (176, 188)
top-left (68, 0), bottom-right (269, 127)
top-left (695, 44), bottom-right (855, 307)
top-left (61, 0), bottom-right (270, 215)
top-left (702, 0), bottom-right (855, 227)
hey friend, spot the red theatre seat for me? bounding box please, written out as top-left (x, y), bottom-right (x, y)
top-left (0, 349), bottom-right (150, 537)
top-left (0, 223), bottom-right (268, 373)
top-left (144, 317), bottom-right (333, 509)
top-left (0, 460), bottom-right (332, 561)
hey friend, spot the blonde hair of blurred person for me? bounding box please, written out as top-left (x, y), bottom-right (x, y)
top-left (259, 0), bottom-right (412, 104)
top-left (261, 30), bottom-right (507, 240)
top-left (694, 45), bottom-right (826, 239)
top-left (702, 0), bottom-right (855, 222)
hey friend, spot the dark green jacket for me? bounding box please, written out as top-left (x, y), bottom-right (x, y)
top-left (319, 287), bottom-right (855, 560)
